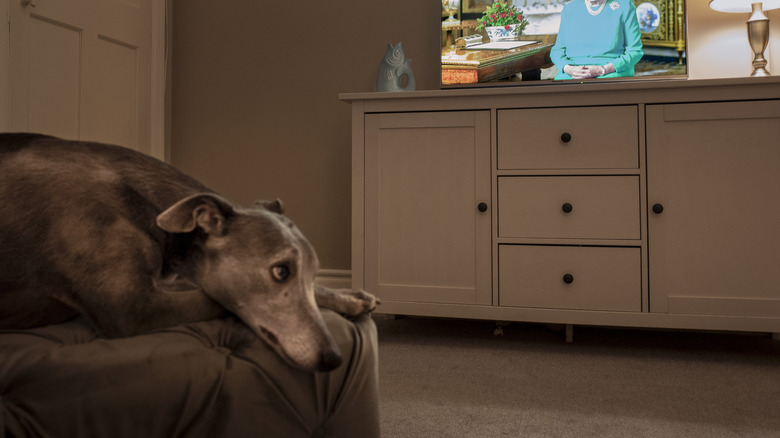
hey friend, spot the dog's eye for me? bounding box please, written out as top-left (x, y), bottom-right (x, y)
top-left (271, 264), bottom-right (290, 282)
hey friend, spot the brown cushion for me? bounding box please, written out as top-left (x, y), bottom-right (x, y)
top-left (0, 310), bottom-right (379, 438)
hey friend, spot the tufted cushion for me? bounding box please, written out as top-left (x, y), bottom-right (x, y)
top-left (0, 310), bottom-right (379, 438)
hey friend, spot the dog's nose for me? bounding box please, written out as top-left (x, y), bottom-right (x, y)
top-left (317, 350), bottom-right (342, 372)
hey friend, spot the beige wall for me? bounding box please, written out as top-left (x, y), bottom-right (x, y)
top-left (170, 0), bottom-right (779, 271)
top-left (688, 1), bottom-right (780, 78)
top-left (170, 0), bottom-right (439, 270)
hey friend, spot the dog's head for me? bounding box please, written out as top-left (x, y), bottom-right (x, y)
top-left (156, 193), bottom-right (341, 372)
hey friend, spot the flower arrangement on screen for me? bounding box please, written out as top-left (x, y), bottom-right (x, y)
top-left (475, 1), bottom-right (529, 32)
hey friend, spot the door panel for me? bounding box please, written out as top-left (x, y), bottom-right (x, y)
top-left (83, 35), bottom-right (139, 148)
top-left (364, 111), bottom-right (492, 305)
top-left (9, 0), bottom-right (151, 153)
top-left (646, 101), bottom-right (780, 317)
top-left (26, 15), bottom-right (81, 139)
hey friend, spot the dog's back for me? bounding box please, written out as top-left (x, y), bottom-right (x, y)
top-left (0, 133), bottom-right (213, 329)
top-left (0, 133), bottom-right (210, 208)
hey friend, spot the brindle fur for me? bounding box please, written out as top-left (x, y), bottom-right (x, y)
top-left (0, 133), bottom-right (377, 372)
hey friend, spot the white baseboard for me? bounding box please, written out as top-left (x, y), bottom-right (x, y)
top-left (315, 269), bottom-right (352, 289)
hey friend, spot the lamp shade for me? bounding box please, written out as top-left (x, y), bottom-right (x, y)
top-left (709, 0), bottom-right (780, 13)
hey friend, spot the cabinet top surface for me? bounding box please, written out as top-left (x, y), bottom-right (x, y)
top-left (339, 77), bottom-right (780, 108)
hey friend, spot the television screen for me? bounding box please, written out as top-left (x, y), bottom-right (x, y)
top-left (441, 0), bottom-right (687, 87)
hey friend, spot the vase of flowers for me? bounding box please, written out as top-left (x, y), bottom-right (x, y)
top-left (476, 1), bottom-right (529, 42)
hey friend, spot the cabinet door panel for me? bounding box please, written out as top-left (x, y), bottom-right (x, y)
top-left (364, 112), bottom-right (491, 304)
top-left (647, 101), bottom-right (780, 317)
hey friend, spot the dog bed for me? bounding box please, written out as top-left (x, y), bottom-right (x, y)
top-left (0, 310), bottom-right (379, 438)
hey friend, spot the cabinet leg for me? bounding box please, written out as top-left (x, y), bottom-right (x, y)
top-left (371, 313), bottom-right (396, 321)
top-left (493, 321), bottom-right (511, 336)
top-left (566, 324), bottom-right (574, 343)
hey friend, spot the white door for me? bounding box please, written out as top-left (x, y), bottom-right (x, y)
top-left (3, 0), bottom-right (157, 155)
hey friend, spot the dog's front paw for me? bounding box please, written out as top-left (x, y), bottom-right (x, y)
top-left (316, 287), bottom-right (381, 316)
top-left (345, 289), bottom-right (381, 315)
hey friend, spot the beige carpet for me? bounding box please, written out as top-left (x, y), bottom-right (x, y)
top-left (375, 316), bottom-right (780, 437)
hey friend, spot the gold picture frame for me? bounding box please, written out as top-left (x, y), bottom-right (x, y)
top-left (633, 0), bottom-right (686, 60)
top-left (463, 0), bottom-right (494, 13)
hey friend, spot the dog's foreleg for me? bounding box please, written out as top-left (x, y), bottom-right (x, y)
top-left (314, 285), bottom-right (379, 317)
top-left (52, 224), bottom-right (227, 337)
top-left (69, 277), bottom-right (227, 338)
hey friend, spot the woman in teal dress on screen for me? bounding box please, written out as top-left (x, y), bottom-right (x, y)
top-left (551, 0), bottom-right (644, 80)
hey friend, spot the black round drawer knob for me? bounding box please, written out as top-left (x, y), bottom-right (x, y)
top-left (477, 202), bottom-right (488, 212)
top-left (563, 274), bottom-right (574, 284)
top-left (562, 202), bottom-right (573, 213)
top-left (561, 132), bottom-right (572, 143)
top-left (652, 203), bottom-right (664, 214)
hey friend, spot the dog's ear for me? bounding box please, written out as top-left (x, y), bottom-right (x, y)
top-left (157, 193), bottom-right (235, 235)
top-left (255, 198), bottom-right (284, 214)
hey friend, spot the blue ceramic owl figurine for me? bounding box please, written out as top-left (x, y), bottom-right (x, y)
top-left (375, 43), bottom-right (416, 92)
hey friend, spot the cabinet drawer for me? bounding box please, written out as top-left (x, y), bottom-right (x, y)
top-left (497, 106), bottom-right (638, 169)
top-left (498, 176), bottom-right (640, 239)
top-left (499, 245), bottom-right (641, 311)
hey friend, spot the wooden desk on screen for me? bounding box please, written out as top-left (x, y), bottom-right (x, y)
top-left (442, 20), bottom-right (478, 47)
top-left (441, 42), bottom-right (554, 85)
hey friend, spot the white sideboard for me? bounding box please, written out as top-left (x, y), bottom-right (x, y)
top-left (341, 77), bottom-right (780, 334)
